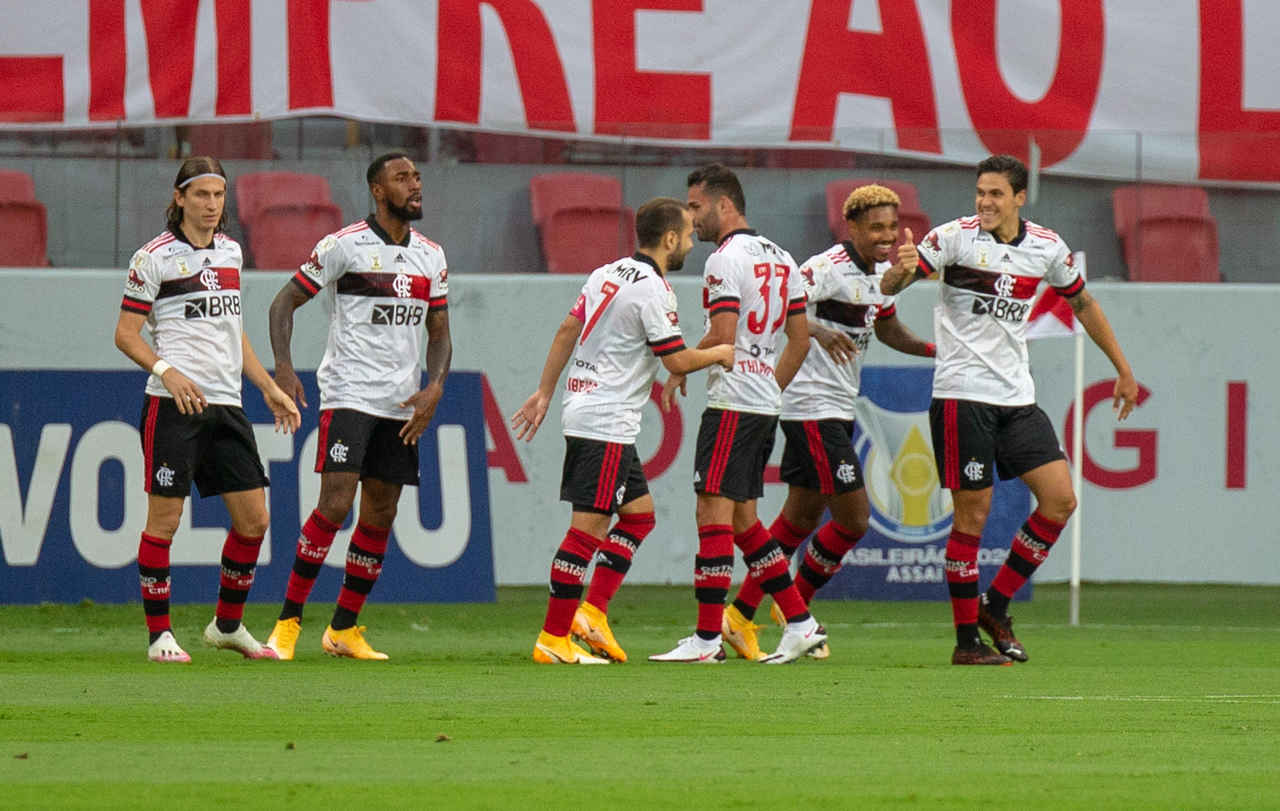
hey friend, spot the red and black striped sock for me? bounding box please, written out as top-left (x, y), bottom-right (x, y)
top-left (986, 510), bottom-right (1065, 616)
top-left (214, 530), bottom-right (264, 632)
top-left (736, 521), bottom-right (810, 623)
top-left (138, 532), bottom-right (172, 642)
top-left (796, 520), bottom-right (863, 604)
top-left (542, 528), bottom-right (599, 636)
top-left (330, 522), bottom-right (390, 630)
top-left (585, 512), bottom-right (655, 613)
top-left (280, 510), bottom-right (340, 621)
top-left (732, 514), bottom-right (809, 620)
top-left (945, 528), bottom-right (982, 647)
top-left (695, 524), bottom-right (734, 640)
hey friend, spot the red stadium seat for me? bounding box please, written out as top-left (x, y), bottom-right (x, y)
top-left (530, 173), bottom-right (635, 273)
top-left (0, 201), bottom-right (49, 266)
top-left (825, 178), bottom-right (930, 243)
top-left (1112, 185), bottom-right (1220, 282)
top-left (0, 169), bottom-right (48, 266)
top-left (0, 169), bottom-right (37, 202)
top-left (236, 171), bottom-right (344, 269)
top-left (186, 122), bottom-right (274, 160)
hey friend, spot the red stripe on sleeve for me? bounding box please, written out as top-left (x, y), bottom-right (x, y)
top-left (649, 337), bottom-right (686, 356)
top-left (121, 297), bottom-right (152, 315)
top-left (1054, 276), bottom-right (1085, 297)
top-left (291, 271), bottom-right (321, 297)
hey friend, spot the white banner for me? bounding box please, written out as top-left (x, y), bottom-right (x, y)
top-left (2, 1), bottom-right (1280, 182)
top-left (2, 271), bottom-right (1276, 585)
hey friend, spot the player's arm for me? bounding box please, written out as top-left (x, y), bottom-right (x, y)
top-left (660, 343), bottom-right (734, 376)
top-left (873, 314), bottom-right (935, 358)
top-left (239, 332), bottom-right (301, 433)
top-left (399, 309), bottom-right (453, 445)
top-left (1067, 288), bottom-right (1139, 420)
top-left (880, 227), bottom-right (925, 295)
top-left (661, 310), bottom-right (737, 410)
top-left (809, 320), bottom-right (858, 364)
top-left (267, 280), bottom-right (312, 408)
top-left (774, 309), bottom-right (810, 391)
top-left (113, 310), bottom-right (207, 415)
top-left (511, 313), bottom-right (583, 441)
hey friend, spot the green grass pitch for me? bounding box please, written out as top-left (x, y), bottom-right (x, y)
top-left (1, 584), bottom-right (1278, 810)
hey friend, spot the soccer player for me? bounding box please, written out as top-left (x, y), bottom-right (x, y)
top-left (881, 154), bottom-right (1138, 665)
top-left (114, 156), bottom-right (301, 663)
top-left (263, 153), bottom-right (452, 661)
top-left (650, 163), bottom-right (826, 664)
top-left (512, 197), bottom-right (734, 665)
top-left (720, 184), bottom-right (936, 661)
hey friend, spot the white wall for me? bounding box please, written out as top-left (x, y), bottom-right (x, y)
top-left (2, 271), bottom-right (1275, 584)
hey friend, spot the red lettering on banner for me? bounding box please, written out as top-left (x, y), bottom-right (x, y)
top-left (1198, 0), bottom-right (1280, 181)
top-left (0, 57), bottom-right (63, 123)
top-left (435, 0), bottom-right (575, 131)
top-left (138, 0), bottom-right (253, 118)
top-left (215, 0), bottom-right (252, 115)
top-left (593, 0), bottom-right (709, 140)
top-left (1063, 380), bottom-right (1155, 489)
top-left (89, 0), bottom-right (125, 121)
top-left (140, 0), bottom-right (197, 117)
top-left (288, 0), bottom-right (335, 110)
top-left (953, 0), bottom-right (1103, 166)
top-left (1226, 381), bottom-right (1246, 489)
top-left (789, 0), bottom-right (940, 152)
top-left (642, 383), bottom-right (683, 479)
top-left (480, 374), bottom-right (529, 483)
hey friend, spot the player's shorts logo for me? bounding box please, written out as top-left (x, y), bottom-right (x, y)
top-left (200, 268), bottom-right (221, 290)
top-left (615, 484), bottom-right (626, 505)
top-left (964, 460), bottom-right (985, 481)
top-left (329, 439), bottom-right (349, 464)
top-left (393, 273), bottom-right (413, 298)
top-left (836, 462), bottom-right (858, 485)
top-left (155, 464), bottom-right (175, 488)
top-left (994, 273), bottom-right (1015, 298)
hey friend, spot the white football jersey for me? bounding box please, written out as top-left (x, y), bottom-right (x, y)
top-left (561, 254), bottom-right (685, 443)
top-left (702, 229), bottom-right (805, 416)
top-left (290, 217), bottom-right (449, 419)
top-left (781, 242), bottom-right (898, 421)
top-left (121, 228), bottom-right (246, 406)
top-left (916, 216), bottom-right (1083, 406)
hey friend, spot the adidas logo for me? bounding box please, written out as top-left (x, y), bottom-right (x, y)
top-left (693, 471), bottom-right (701, 484)
top-left (395, 253), bottom-right (407, 263)
top-left (1000, 253), bottom-right (1011, 263)
top-left (202, 257), bottom-right (212, 266)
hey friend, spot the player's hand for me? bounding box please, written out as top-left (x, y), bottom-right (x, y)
top-left (1113, 372), bottom-right (1139, 421)
top-left (510, 391), bottom-right (551, 441)
top-left (660, 373), bottom-right (687, 412)
top-left (263, 383), bottom-right (302, 434)
top-left (896, 227), bottom-right (918, 272)
top-left (399, 383), bottom-right (443, 445)
top-left (814, 326), bottom-right (858, 364)
top-left (273, 365), bottom-right (307, 409)
top-left (711, 344), bottom-right (734, 370)
top-left (160, 367), bottom-right (207, 415)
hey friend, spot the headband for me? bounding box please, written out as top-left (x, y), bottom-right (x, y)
top-left (178, 172), bottom-right (226, 189)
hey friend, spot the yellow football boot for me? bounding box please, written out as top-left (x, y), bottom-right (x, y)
top-left (571, 602), bottom-right (627, 662)
top-left (321, 625), bottom-right (389, 660)
top-left (532, 630), bottom-right (609, 664)
top-left (722, 604), bottom-right (765, 661)
top-left (265, 617), bottom-right (301, 661)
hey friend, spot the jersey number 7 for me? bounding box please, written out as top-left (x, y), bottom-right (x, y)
top-left (580, 281), bottom-right (620, 344)
top-left (747, 263), bottom-right (789, 335)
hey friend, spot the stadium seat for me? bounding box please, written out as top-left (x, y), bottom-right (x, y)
top-left (185, 122), bottom-right (274, 159)
top-left (236, 171), bottom-right (344, 269)
top-left (1112, 185), bottom-right (1221, 282)
top-left (0, 169), bottom-right (48, 266)
top-left (825, 179), bottom-right (931, 243)
top-left (530, 173), bottom-right (635, 273)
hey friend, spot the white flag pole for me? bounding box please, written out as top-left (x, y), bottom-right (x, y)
top-left (1068, 251), bottom-right (1087, 626)
top-left (1069, 329), bottom-right (1084, 626)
